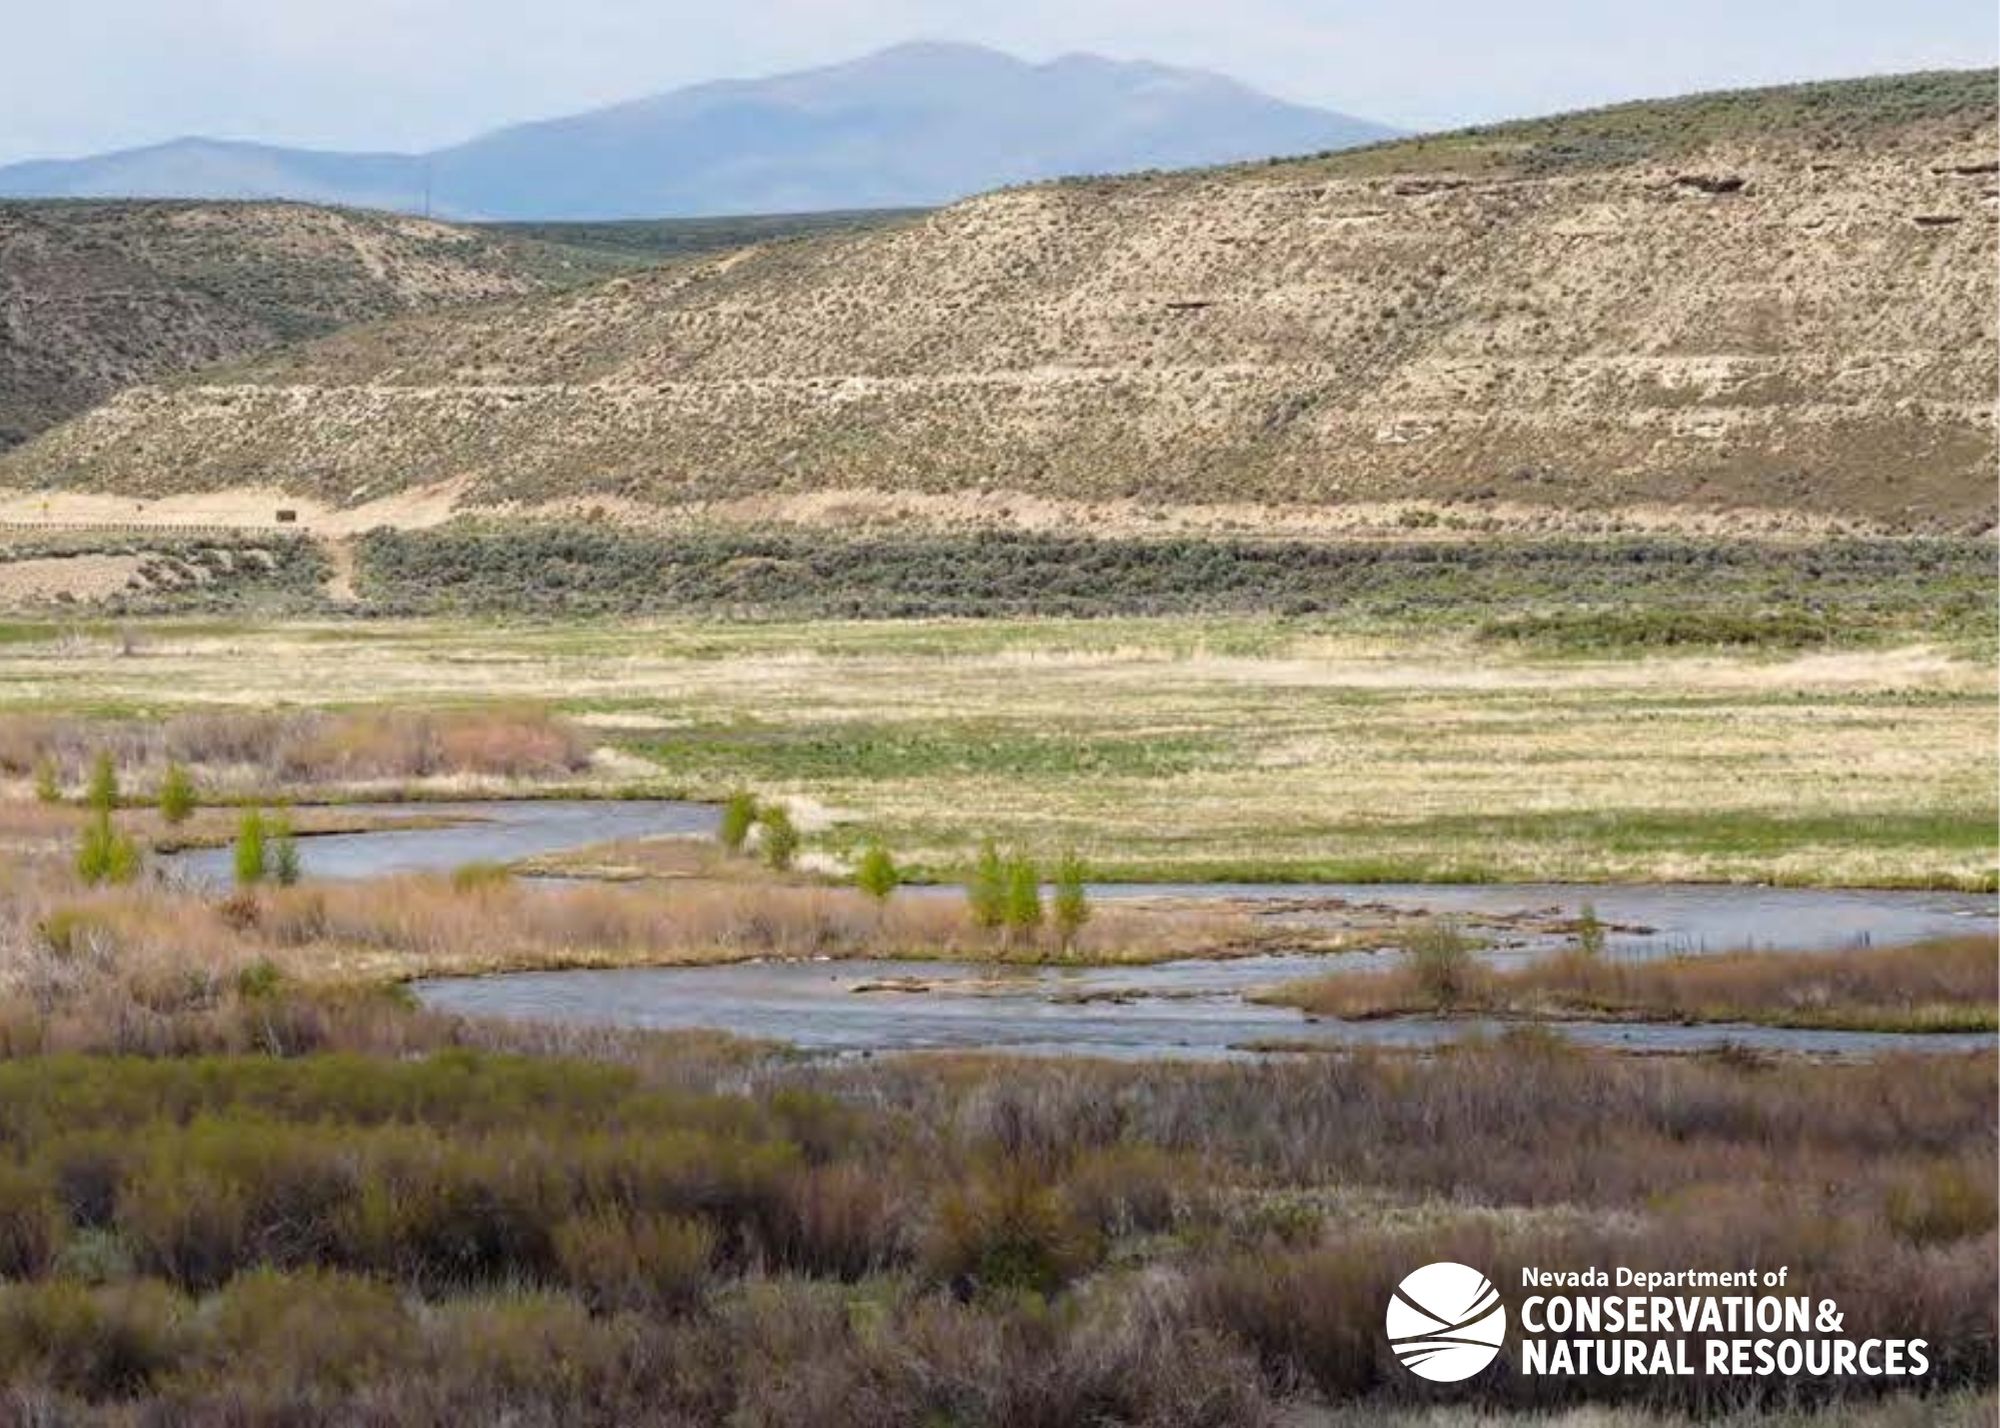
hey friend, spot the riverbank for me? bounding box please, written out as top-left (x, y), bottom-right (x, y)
top-left (1259, 936), bottom-right (2000, 1035)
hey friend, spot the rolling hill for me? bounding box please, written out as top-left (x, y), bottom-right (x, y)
top-left (4, 71), bottom-right (1994, 533)
top-left (0, 200), bottom-right (634, 450)
top-left (0, 43), bottom-right (1397, 220)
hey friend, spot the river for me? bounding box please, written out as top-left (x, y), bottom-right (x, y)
top-left (161, 797), bottom-right (1995, 1060)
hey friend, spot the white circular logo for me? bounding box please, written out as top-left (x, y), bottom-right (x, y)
top-left (1386, 1262), bottom-right (1506, 1381)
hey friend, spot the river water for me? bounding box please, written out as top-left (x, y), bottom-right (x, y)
top-left (412, 954), bottom-right (1998, 1061)
top-left (160, 798), bottom-right (1994, 1060)
top-left (164, 798), bottom-right (718, 885)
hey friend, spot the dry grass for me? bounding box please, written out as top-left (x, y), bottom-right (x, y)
top-left (0, 617), bottom-right (1989, 888)
top-left (0, 704), bottom-right (591, 800)
top-left (1268, 935), bottom-right (2000, 1032)
top-left (0, 853), bottom-right (1259, 1009)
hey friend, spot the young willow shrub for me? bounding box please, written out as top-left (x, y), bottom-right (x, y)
top-left (1003, 855), bottom-right (1042, 944)
top-left (757, 806), bottom-right (800, 872)
top-left (1576, 902), bottom-right (1606, 959)
top-left (553, 1209), bottom-right (715, 1314)
top-left (269, 813), bottom-right (301, 887)
top-left (85, 753), bottom-right (118, 814)
top-left (74, 814), bottom-right (139, 887)
top-left (1052, 852), bottom-right (1090, 952)
top-left (855, 843), bottom-right (899, 903)
top-left (233, 810), bottom-right (268, 887)
top-left (157, 762), bottom-right (196, 826)
top-left (718, 791), bottom-right (758, 854)
top-left (32, 757), bottom-right (59, 805)
top-left (1409, 918), bottom-right (1476, 1009)
top-left (967, 841), bottom-right (1006, 931)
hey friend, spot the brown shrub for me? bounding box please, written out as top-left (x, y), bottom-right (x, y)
top-left (0, 1165), bottom-right (64, 1280)
top-left (1062, 1145), bottom-right (1196, 1238)
top-left (925, 1164), bottom-right (1102, 1297)
top-left (0, 1279), bottom-right (184, 1400)
top-left (763, 1162), bottom-right (908, 1279)
top-left (1276, 935), bottom-right (2000, 1031)
top-left (1885, 1161), bottom-right (2000, 1247)
top-left (0, 705), bottom-right (592, 795)
top-left (194, 1267), bottom-right (414, 1396)
top-left (554, 1209), bottom-right (716, 1314)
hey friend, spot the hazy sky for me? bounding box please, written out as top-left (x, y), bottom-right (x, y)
top-left (4, 0), bottom-right (1993, 166)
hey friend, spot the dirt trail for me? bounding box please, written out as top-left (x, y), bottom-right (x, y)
top-left (322, 537), bottom-right (359, 602)
top-left (0, 479), bottom-right (469, 536)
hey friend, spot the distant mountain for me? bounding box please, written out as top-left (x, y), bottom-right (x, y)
top-left (0, 43), bottom-right (1398, 220)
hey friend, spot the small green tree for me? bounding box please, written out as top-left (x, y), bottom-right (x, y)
top-left (758, 805), bottom-right (799, 872)
top-left (966, 840), bottom-right (1006, 930)
top-left (233, 809), bottom-right (268, 887)
top-left (1003, 855), bottom-right (1042, 946)
top-left (1575, 902), bottom-right (1606, 959)
top-left (856, 841), bottom-right (899, 903)
top-left (85, 752), bottom-right (118, 814)
top-left (1052, 851), bottom-right (1090, 953)
top-left (270, 812), bottom-right (301, 887)
top-left (75, 813), bottom-right (113, 884)
top-left (32, 757), bottom-right (59, 805)
top-left (75, 812), bottom-right (139, 886)
top-left (105, 827), bottom-right (140, 885)
top-left (718, 791), bottom-right (757, 854)
top-left (158, 761), bottom-right (197, 826)
top-left (1409, 918), bottom-right (1474, 1009)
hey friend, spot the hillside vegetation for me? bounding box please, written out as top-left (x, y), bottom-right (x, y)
top-left (344, 524), bottom-right (1995, 635)
top-left (6, 70), bottom-right (1993, 532)
top-left (0, 200), bottom-right (629, 449)
top-left (483, 208), bottom-right (928, 263)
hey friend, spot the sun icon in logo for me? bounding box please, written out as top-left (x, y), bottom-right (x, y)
top-left (1386, 1262), bottom-right (1506, 1381)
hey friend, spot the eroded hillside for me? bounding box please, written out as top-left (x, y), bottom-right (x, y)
top-left (7, 72), bottom-right (1995, 531)
top-left (0, 200), bottom-right (627, 449)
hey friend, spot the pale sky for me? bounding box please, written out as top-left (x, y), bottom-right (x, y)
top-left (3, 0), bottom-right (1993, 166)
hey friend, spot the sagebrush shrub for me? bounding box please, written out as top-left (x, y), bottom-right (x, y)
top-left (926, 1165), bottom-right (1099, 1297)
top-left (554, 1209), bottom-right (714, 1313)
top-left (1408, 917), bottom-right (1475, 1008)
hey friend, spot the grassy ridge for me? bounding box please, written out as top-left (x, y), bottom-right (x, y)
top-left (1257, 67), bottom-right (1997, 180)
top-left (483, 207), bottom-right (928, 263)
